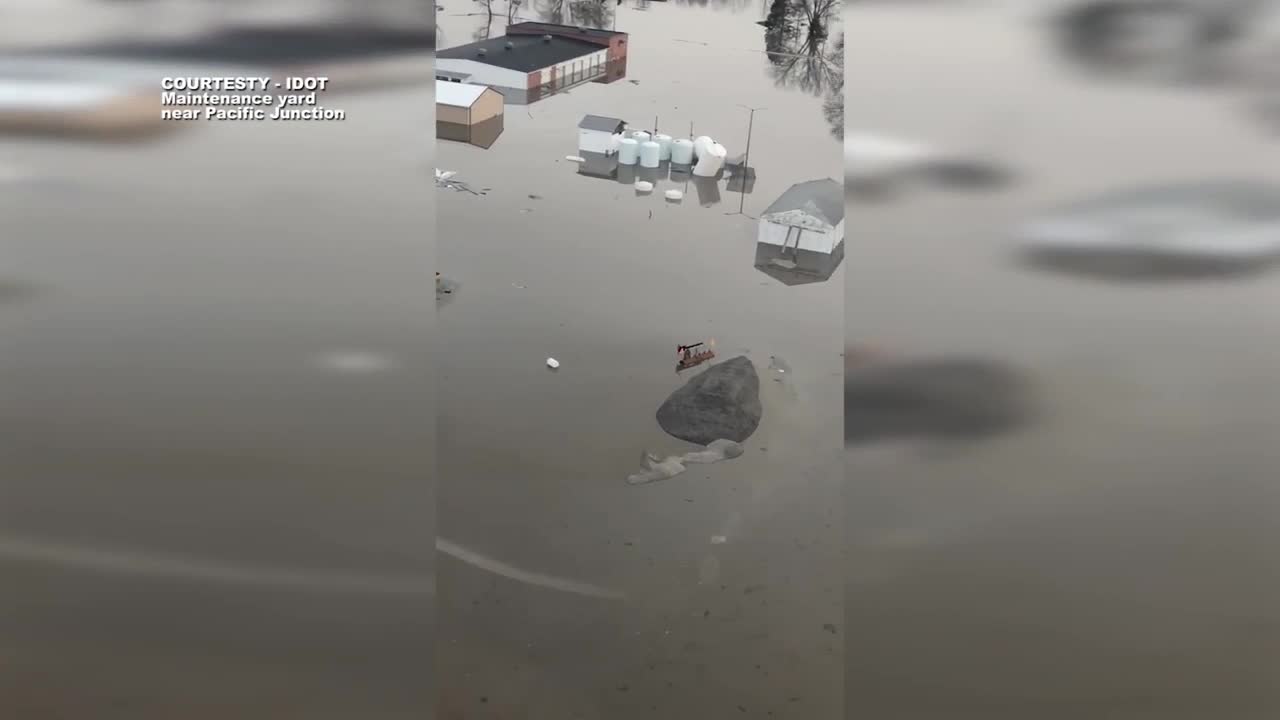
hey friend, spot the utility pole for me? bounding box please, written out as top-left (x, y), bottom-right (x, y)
top-left (727, 104), bottom-right (765, 216)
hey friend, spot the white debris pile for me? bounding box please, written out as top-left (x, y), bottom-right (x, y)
top-left (434, 167), bottom-right (482, 195)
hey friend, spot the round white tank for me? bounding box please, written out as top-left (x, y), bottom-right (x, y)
top-left (639, 141), bottom-right (661, 168)
top-left (632, 131), bottom-right (651, 144)
top-left (692, 142), bottom-right (727, 177)
top-left (670, 139), bottom-right (695, 165)
top-left (693, 136), bottom-right (715, 159)
top-left (655, 134), bottom-right (673, 161)
top-left (617, 138), bottom-right (640, 165)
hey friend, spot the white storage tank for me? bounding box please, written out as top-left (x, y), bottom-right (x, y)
top-left (693, 136), bottom-right (715, 159)
top-left (693, 142), bottom-right (727, 177)
top-left (632, 131), bottom-right (651, 144)
top-left (655, 134), bottom-right (673, 161)
top-left (670, 138), bottom-right (695, 165)
top-left (639, 141), bottom-right (661, 168)
top-left (618, 137), bottom-right (640, 165)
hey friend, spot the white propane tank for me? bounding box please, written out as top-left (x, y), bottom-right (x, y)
top-left (635, 180), bottom-right (654, 193)
top-left (670, 138), bottom-right (695, 165)
top-left (655, 133), bottom-right (673, 161)
top-left (693, 136), bottom-right (715, 159)
top-left (617, 137), bottom-right (639, 165)
top-left (639, 141), bottom-right (661, 168)
top-left (692, 142), bottom-right (727, 177)
top-left (665, 189), bottom-right (684, 201)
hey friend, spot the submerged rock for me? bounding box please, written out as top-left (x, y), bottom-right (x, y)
top-left (657, 356), bottom-right (762, 445)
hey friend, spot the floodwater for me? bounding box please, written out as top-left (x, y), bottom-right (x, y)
top-left (436, 0), bottom-right (843, 717)
top-left (0, 80), bottom-right (433, 716)
top-left (847, 3), bottom-right (1280, 718)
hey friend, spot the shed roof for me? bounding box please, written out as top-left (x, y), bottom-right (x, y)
top-left (437, 34), bottom-right (601, 72)
top-left (578, 114), bottom-right (625, 131)
top-left (435, 80), bottom-right (491, 107)
top-left (762, 178), bottom-right (844, 226)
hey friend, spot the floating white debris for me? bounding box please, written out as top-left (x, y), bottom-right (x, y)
top-left (710, 535), bottom-right (727, 545)
top-left (665, 189), bottom-right (684, 201)
top-left (546, 357), bottom-right (561, 370)
top-left (635, 180), bottom-right (654, 193)
top-left (565, 155), bottom-right (585, 163)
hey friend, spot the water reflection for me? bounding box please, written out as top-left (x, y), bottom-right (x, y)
top-left (574, 150), bottom-right (752, 208)
top-left (763, 0), bottom-right (840, 93)
top-left (539, 0), bottom-right (615, 28)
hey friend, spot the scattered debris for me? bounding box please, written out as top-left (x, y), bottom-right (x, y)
top-left (822, 623), bottom-right (838, 635)
top-left (436, 273), bottom-right (460, 305)
top-left (676, 340), bottom-right (717, 371)
top-left (626, 439), bottom-right (745, 485)
top-left (435, 168), bottom-right (484, 195)
top-left (528, 194), bottom-right (543, 200)
top-left (546, 357), bottom-right (560, 370)
top-left (565, 155), bottom-right (586, 162)
top-left (710, 535), bottom-right (727, 545)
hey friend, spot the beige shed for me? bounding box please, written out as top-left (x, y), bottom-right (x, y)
top-left (436, 80), bottom-right (504, 149)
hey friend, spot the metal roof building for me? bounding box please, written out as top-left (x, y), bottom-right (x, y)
top-left (435, 22), bottom-right (629, 104)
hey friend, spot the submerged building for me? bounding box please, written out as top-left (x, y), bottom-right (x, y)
top-left (435, 22), bottom-right (628, 105)
top-left (755, 178), bottom-right (845, 284)
top-left (435, 80), bottom-right (504, 148)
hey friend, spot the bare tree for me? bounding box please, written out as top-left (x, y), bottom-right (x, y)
top-left (822, 34), bottom-right (844, 139)
top-left (507, 0), bottom-right (523, 23)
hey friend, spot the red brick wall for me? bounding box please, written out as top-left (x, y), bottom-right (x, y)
top-left (604, 35), bottom-right (628, 82)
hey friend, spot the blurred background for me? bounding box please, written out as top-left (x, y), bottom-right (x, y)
top-left (846, 1), bottom-right (1280, 718)
top-left (0, 1), bottom-right (432, 717)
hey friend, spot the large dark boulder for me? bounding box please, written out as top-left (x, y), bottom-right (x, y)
top-left (657, 356), bottom-right (762, 445)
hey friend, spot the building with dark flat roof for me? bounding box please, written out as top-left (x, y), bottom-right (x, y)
top-left (435, 22), bottom-right (628, 104)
